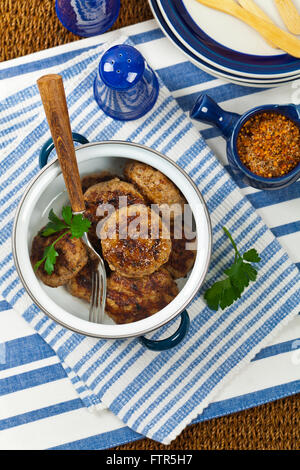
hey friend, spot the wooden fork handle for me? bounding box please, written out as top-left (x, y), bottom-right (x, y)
top-left (37, 74), bottom-right (85, 213)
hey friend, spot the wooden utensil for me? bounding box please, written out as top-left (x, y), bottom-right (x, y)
top-left (194, 0), bottom-right (300, 57)
top-left (237, 0), bottom-right (277, 47)
top-left (37, 75), bottom-right (85, 213)
top-left (37, 74), bottom-right (107, 324)
top-left (274, 0), bottom-right (300, 35)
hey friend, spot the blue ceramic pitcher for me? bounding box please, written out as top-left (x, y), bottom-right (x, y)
top-left (190, 94), bottom-right (300, 190)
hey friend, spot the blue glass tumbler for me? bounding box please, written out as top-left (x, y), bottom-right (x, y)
top-left (93, 44), bottom-right (159, 121)
top-left (55, 0), bottom-right (120, 37)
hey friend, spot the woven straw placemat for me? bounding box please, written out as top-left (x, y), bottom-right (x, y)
top-left (0, 0), bottom-right (299, 451)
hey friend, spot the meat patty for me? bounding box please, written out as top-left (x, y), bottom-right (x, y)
top-left (66, 264), bottom-right (178, 324)
top-left (81, 171), bottom-right (114, 193)
top-left (166, 221), bottom-right (197, 279)
top-left (66, 255), bottom-right (98, 302)
top-left (106, 268), bottom-right (179, 324)
top-left (31, 229), bottom-right (88, 287)
top-left (101, 204), bottom-right (171, 278)
top-left (84, 178), bottom-right (145, 251)
top-left (124, 162), bottom-right (186, 208)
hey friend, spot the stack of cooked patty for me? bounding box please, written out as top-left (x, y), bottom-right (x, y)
top-left (31, 163), bottom-right (196, 324)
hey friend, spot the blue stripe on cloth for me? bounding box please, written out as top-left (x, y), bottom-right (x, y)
top-left (252, 338), bottom-right (300, 361)
top-left (0, 47), bottom-right (100, 131)
top-left (50, 425), bottom-right (141, 450)
top-left (0, 56), bottom-right (99, 179)
top-left (0, 27), bottom-right (161, 84)
top-left (0, 114), bottom-right (39, 139)
top-left (0, 300), bottom-right (11, 311)
top-left (0, 137), bottom-right (16, 150)
top-left (0, 102), bottom-right (40, 126)
top-left (195, 379), bottom-right (300, 423)
top-left (176, 84), bottom-right (267, 112)
top-left (0, 334), bottom-right (55, 371)
top-left (0, 45), bottom-right (100, 81)
top-left (221, 166), bottom-right (300, 206)
top-left (0, 364), bottom-right (66, 396)
top-left (271, 222), bottom-right (300, 238)
top-left (50, 379), bottom-right (300, 450)
top-left (0, 328), bottom-right (295, 377)
top-left (1, 376), bottom-right (298, 449)
top-left (0, 399), bottom-right (83, 431)
top-left (247, 182), bottom-right (300, 208)
top-left (130, 28), bottom-right (165, 45)
top-left (157, 62), bottom-right (216, 91)
top-left (0, 28), bottom-right (162, 83)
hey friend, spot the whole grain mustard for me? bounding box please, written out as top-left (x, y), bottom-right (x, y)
top-left (237, 112), bottom-right (300, 178)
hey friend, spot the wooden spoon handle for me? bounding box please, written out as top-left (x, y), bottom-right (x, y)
top-left (37, 74), bottom-right (85, 213)
top-left (275, 0), bottom-right (300, 35)
top-left (194, 0), bottom-right (300, 58)
top-left (237, 0), bottom-right (277, 47)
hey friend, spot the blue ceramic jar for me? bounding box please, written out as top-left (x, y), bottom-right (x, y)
top-left (191, 94), bottom-right (300, 190)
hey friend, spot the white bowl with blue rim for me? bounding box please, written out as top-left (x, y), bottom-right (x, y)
top-left (12, 140), bottom-right (212, 350)
top-left (151, 0), bottom-right (300, 81)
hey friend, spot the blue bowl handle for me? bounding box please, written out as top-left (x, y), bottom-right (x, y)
top-left (39, 132), bottom-right (89, 169)
top-left (139, 310), bottom-right (190, 351)
top-left (190, 94), bottom-right (241, 140)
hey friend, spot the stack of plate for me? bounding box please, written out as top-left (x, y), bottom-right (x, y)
top-left (149, 0), bottom-right (300, 87)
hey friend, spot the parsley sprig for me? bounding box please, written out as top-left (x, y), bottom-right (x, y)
top-left (204, 227), bottom-right (261, 311)
top-left (34, 206), bottom-right (91, 275)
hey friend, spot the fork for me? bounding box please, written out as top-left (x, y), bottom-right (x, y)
top-left (82, 232), bottom-right (107, 323)
top-left (37, 74), bottom-right (107, 324)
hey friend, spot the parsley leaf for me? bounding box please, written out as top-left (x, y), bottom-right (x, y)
top-left (34, 206), bottom-right (91, 275)
top-left (204, 227), bottom-right (261, 311)
top-left (205, 277), bottom-right (241, 311)
top-left (62, 206), bottom-right (73, 226)
top-left (243, 248), bottom-right (261, 263)
top-left (70, 213), bottom-right (91, 238)
top-left (43, 245), bottom-right (59, 275)
top-left (42, 209), bottom-right (68, 236)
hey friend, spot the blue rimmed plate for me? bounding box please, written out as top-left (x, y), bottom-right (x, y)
top-left (149, 0), bottom-right (300, 86)
top-left (157, 0), bottom-right (300, 78)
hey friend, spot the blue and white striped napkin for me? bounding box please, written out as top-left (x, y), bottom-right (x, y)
top-left (0, 37), bottom-right (299, 445)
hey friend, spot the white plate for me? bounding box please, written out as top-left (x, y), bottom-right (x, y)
top-left (183, 0), bottom-right (289, 57)
top-left (157, 0), bottom-right (300, 79)
top-left (149, 0), bottom-right (300, 86)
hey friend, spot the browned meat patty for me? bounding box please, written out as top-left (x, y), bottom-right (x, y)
top-left (124, 161), bottom-right (186, 208)
top-left (101, 204), bottom-right (171, 278)
top-left (81, 171), bottom-right (115, 193)
top-left (66, 255), bottom-right (98, 302)
top-left (31, 229), bottom-right (88, 287)
top-left (165, 221), bottom-right (197, 279)
top-left (84, 178), bottom-right (145, 251)
top-left (106, 268), bottom-right (179, 324)
top-left (66, 264), bottom-right (178, 324)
